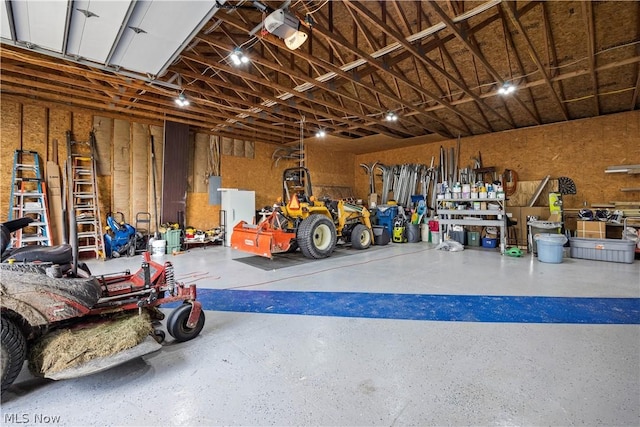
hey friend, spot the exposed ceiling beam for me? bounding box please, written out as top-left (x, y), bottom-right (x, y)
top-left (430, 1), bottom-right (540, 127)
top-left (180, 52), bottom-right (408, 138)
top-left (308, 11), bottom-right (492, 133)
top-left (343, 0), bottom-right (515, 131)
top-left (582, 1), bottom-right (599, 116)
top-left (502, 1), bottom-right (570, 121)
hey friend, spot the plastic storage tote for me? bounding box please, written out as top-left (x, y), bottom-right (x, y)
top-left (569, 237), bottom-right (635, 264)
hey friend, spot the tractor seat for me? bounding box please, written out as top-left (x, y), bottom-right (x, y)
top-left (6, 243), bottom-right (73, 265)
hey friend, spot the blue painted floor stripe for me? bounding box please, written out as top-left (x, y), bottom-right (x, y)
top-left (182, 289), bottom-right (640, 324)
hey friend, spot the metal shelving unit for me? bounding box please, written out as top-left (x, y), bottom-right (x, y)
top-left (436, 197), bottom-right (507, 254)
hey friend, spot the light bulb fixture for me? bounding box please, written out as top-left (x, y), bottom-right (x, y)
top-left (316, 129), bottom-right (326, 138)
top-left (230, 47), bottom-right (249, 66)
top-left (385, 111), bottom-right (398, 122)
top-left (498, 83), bottom-right (516, 95)
top-left (175, 93), bottom-right (190, 107)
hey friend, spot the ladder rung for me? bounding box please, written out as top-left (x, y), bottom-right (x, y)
top-left (78, 234), bottom-right (100, 239)
top-left (25, 221), bottom-right (47, 226)
top-left (21, 236), bottom-right (50, 243)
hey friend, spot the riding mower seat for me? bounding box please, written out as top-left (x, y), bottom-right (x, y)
top-left (7, 244), bottom-right (73, 265)
top-left (1, 217), bottom-right (73, 264)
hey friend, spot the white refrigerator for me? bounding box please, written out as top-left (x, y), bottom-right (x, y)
top-left (219, 189), bottom-right (256, 247)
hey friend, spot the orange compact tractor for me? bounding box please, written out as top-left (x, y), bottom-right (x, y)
top-left (232, 167), bottom-right (373, 259)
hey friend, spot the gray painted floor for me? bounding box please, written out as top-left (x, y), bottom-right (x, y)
top-left (2, 242), bottom-right (639, 426)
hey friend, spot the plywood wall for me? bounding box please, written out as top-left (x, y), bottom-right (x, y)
top-left (354, 111), bottom-right (640, 209)
top-left (3, 94), bottom-right (635, 235)
top-left (1, 99), bottom-right (95, 223)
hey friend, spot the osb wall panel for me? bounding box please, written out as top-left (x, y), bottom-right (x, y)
top-left (70, 112), bottom-right (93, 144)
top-left (112, 119), bottom-right (131, 220)
top-left (186, 133), bottom-right (195, 193)
top-left (1, 101), bottom-right (22, 221)
top-left (193, 133), bottom-right (210, 194)
top-left (149, 125), bottom-right (164, 232)
top-left (1, 97), bottom-right (166, 235)
top-left (211, 140), bottom-right (356, 229)
top-left (220, 141), bottom-right (291, 210)
top-left (355, 111), bottom-right (640, 209)
top-left (186, 193), bottom-right (219, 230)
top-left (0, 99), bottom-right (108, 223)
top-left (22, 104), bottom-right (47, 153)
top-left (131, 123), bottom-right (149, 219)
top-left (93, 116), bottom-right (113, 176)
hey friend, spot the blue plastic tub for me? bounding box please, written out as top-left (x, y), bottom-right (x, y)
top-left (482, 237), bottom-right (497, 248)
top-left (376, 205), bottom-right (398, 237)
top-left (535, 233), bottom-right (568, 263)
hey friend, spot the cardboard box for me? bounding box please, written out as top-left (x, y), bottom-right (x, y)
top-left (576, 220), bottom-right (605, 239)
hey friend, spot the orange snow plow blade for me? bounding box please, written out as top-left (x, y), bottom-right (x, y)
top-left (231, 221), bottom-right (296, 258)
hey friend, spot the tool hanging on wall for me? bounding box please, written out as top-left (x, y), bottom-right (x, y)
top-left (359, 161), bottom-right (379, 208)
top-left (557, 176), bottom-right (577, 195)
top-left (148, 131), bottom-right (161, 239)
top-left (502, 169), bottom-right (519, 196)
top-left (376, 163), bottom-right (392, 204)
top-left (272, 146), bottom-right (304, 167)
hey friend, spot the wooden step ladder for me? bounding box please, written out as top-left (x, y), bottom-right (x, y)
top-left (67, 131), bottom-right (105, 259)
top-left (8, 150), bottom-right (53, 247)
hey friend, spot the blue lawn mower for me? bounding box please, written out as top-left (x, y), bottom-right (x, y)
top-left (104, 212), bottom-right (139, 258)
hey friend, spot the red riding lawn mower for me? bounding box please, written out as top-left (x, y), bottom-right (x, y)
top-left (1, 218), bottom-right (205, 394)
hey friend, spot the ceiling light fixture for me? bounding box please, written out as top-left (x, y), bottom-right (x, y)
top-left (175, 93), bottom-right (190, 107)
top-left (316, 129), bottom-right (326, 138)
top-left (498, 83), bottom-right (516, 95)
top-left (230, 48), bottom-right (249, 66)
top-left (385, 111), bottom-right (398, 122)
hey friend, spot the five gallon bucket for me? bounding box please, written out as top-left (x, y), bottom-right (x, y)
top-left (420, 223), bottom-right (429, 242)
top-left (534, 233), bottom-right (567, 263)
top-left (151, 239), bottom-right (166, 256)
top-left (406, 223), bottom-right (421, 243)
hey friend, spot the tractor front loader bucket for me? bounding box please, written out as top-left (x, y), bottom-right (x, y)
top-left (231, 221), bottom-right (295, 258)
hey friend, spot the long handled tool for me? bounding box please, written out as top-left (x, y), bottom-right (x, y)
top-left (150, 134), bottom-right (160, 239)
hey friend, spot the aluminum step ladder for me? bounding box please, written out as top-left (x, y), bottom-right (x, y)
top-left (8, 150), bottom-right (53, 247)
top-left (67, 131), bottom-right (105, 259)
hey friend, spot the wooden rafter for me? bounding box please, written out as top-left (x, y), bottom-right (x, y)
top-left (502, 1), bottom-right (570, 121)
top-left (498, 6), bottom-right (542, 124)
top-left (343, 0), bottom-right (514, 130)
top-left (181, 52), bottom-right (412, 139)
top-left (582, 1), bottom-right (599, 116)
top-left (431, 1), bottom-right (542, 127)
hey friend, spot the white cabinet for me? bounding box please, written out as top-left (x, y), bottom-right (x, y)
top-left (219, 189), bottom-right (255, 247)
top-left (436, 198), bottom-right (507, 253)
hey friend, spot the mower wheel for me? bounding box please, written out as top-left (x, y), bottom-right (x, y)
top-left (152, 330), bottom-right (166, 344)
top-left (1, 317), bottom-right (26, 394)
top-left (166, 304), bottom-right (205, 343)
top-left (351, 224), bottom-right (372, 250)
top-left (127, 239), bottom-right (136, 257)
top-left (297, 215), bottom-right (337, 259)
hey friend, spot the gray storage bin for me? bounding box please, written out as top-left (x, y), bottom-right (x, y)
top-left (448, 230), bottom-right (466, 245)
top-left (569, 237), bottom-right (636, 264)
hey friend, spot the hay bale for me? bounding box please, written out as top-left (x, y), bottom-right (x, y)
top-left (29, 311), bottom-right (153, 376)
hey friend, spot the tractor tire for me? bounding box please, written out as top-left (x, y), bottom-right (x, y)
top-left (297, 215), bottom-right (337, 259)
top-left (351, 224), bottom-right (372, 250)
top-left (166, 303), bottom-right (205, 343)
top-left (1, 317), bottom-right (26, 394)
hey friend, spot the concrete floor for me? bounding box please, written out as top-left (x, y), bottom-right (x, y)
top-left (2, 241), bottom-right (639, 426)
